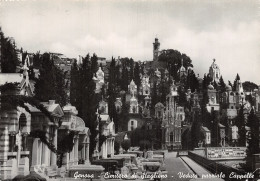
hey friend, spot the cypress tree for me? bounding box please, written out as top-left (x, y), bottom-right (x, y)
top-left (121, 65), bottom-right (129, 91)
top-left (233, 73), bottom-right (240, 91)
top-left (133, 62), bottom-right (141, 90)
top-left (235, 105), bottom-right (246, 146)
top-left (108, 57), bottom-right (118, 131)
top-left (219, 76), bottom-right (226, 93)
top-left (81, 54), bottom-right (99, 155)
top-left (245, 109), bottom-right (260, 171)
top-left (70, 60), bottom-right (79, 106)
top-left (34, 53), bottom-right (67, 106)
top-left (91, 53), bottom-right (98, 74)
top-left (190, 110), bottom-right (202, 149)
top-left (1, 32), bottom-right (19, 73)
top-left (151, 83), bottom-right (158, 109)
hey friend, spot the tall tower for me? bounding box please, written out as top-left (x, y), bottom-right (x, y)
top-left (153, 37), bottom-right (160, 61)
top-left (209, 59), bottom-right (221, 83)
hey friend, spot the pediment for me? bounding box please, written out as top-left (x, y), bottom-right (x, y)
top-left (52, 105), bottom-right (64, 117)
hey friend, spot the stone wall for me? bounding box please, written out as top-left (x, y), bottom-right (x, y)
top-left (188, 151), bottom-right (245, 180)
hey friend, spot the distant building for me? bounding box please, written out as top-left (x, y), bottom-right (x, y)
top-left (128, 79), bottom-right (137, 96)
top-left (98, 115), bottom-right (115, 158)
top-left (209, 59), bottom-right (221, 83)
top-left (206, 83), bottom-right (220, 112)
top-left (153, 37), bottom-right (160, 61)
top-left (162, 81), bottom-right (184, 150)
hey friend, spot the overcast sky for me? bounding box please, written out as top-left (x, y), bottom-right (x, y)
top-left (0, 0), bottom-right (259, 85)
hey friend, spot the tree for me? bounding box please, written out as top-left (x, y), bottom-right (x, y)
top-left (245, 109), bottom-right (260, 171)
top-left (235, 105), bottom-right (246, 146)
top-left (177, 86), bottom-right (187, 107)
top-left (1, 31), bottom-right (19, 73)
top-left (133, 62), bottom-right (141, 89)
top-left (211, 111), bottom-right (220, 147)
top-left (90, 53), bottom-right (98, 74)
top-left (200, 80), bottom-right (211, 129)
top-left (233, 73), bottom-right (240, 91)
top-left (202, 74), bottom-right (211, 90)
top-left (70, 60), bottom-right (79, 106)
top-left (190, 110), bottom-right (202, 149)
top-left (121, 65), bottom-right (129, 91)
top-left (158, 49), bottom-right (193, 81)
top-left (151, 83), bottom-right (158, 110)
top-left (187, 70), bottom-right (199, 92)
top-left (34, 53), bottom-right (67, 106)
top-left (121, 139), bottom-right (131, 151)
top-left (159, 80), bottom-right (168, 105)
top-left (228, 80), bottom-right (233, 89)
top-left (218, 76), bottom-right (226, 93)
top-left (242, 81), bottom-right (258, 92)
top-left (107, 57), bottom-right (119, 131)
top-left (32, 51), bottom-right (42, 69)
top-left (70, 53), bottom-right (100, 156)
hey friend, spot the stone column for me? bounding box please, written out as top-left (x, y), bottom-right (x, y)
top-left (105, 140), bottom-right (108, 158)
top-left (82, 144), bottom-right (86, 161)
top-left (0, 127), bottom-right (9, 180)
top-left (16, 131), bottom-right (22, 167)
top-left (85, 143), bottom-right (90, 163)
top-left (51, 127), bottom-right (57, 166)
top-left (31, 138), bottom-right (39, 166)
top-left (107, 139), bottom-right (110, 156)
top-left (103, 141), bottom-right (107, 158)
top-left (22, 133), bottom-right (28, 151)
top-left (111, 139), bottom-right (114, 156)
top-left (70, 142), bottom-right (75, 165)
top-left (42, 141), bottom-right (49, 166)
top-left (9, 133), bottom-right (16, 152)
top-left (74, 136), bottom-right (79, 165)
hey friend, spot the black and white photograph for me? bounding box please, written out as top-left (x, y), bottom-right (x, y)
top-left (0, 0), bottom-right (260, 180)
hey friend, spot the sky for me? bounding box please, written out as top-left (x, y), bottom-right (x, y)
top-left (0, 0), bottom-right (260, 84)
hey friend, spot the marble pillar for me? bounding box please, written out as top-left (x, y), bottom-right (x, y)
top-left (74, 136), bottom-right (79, 165)
top-left (22, 133), bottom-right (28, 151)
top-left (82, 144), bottom-right (86, 160)
top-left (51, 127), bottom-right (57, 166)
top-left (0, 127), bottom-right (9, 180)
top-left (9, 134), bottom-right (16, 152)
top-left (31, 138), bottom-right (41, 166)
top-left (86, 143), bottom-right (90, 161)
top-left (111, 139), bottom-right (114, 156)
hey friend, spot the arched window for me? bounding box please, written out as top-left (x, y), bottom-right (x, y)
top-left (133, 106), bottom-right (136, 113)
top-left (129, 120), bottom-right (137, 131)
top-left (19, 113), bottom-right (27, 131)
top-left (158, 111), bottom-right (161, 118)
top-left (100, 106), bottom-right (105, 114)
top-left (116, 106), bottom-right (120, 113)
top-left (170, 132), bottom-right (174, 142)
top-left (211, 96), bottom-right (215, 103)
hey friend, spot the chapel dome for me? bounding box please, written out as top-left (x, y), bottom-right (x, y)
top-left (208, 83), bottom-right (214, 90)
top-left (226, 85), bottom-right (232, 91)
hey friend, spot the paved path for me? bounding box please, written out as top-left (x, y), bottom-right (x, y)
top-left (180, 156), bottom-right (211, 178)
top-left (164, 152), bottom-right (197, 181)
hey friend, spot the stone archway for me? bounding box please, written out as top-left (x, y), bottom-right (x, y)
top-left (0, 107), bottom-right (31, 180)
